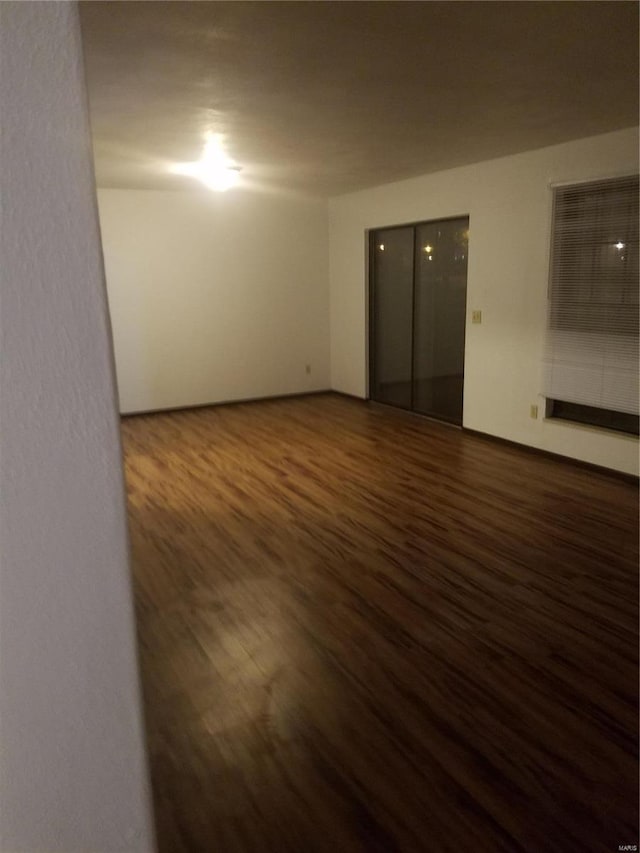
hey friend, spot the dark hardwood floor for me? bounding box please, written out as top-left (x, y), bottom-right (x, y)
top-left (121, 393), bottom-right (639, 853)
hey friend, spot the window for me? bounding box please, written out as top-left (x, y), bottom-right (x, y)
top-left (544, 174), bottom-right (639, 435)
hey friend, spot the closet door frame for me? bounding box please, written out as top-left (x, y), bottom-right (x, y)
top-left (367, 215), bottom-right (470, 420)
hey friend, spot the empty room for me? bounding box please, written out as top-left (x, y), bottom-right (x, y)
top-left (1, 2), bottom-right (638, 852)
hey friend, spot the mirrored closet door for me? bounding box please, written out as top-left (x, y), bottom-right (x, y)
top-left (369, 217), bottom-right (469, 425)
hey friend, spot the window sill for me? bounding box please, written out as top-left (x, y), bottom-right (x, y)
top-left (543, 417), bottom-right (639, 441)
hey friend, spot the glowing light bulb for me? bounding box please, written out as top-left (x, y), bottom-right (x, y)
top-left (424, 245), bottom-right (433, 253)
top-left (200, 165), bottom-right (240, 191)
top-left (169, 135), bottom-right (241, 191)
top-left (615, 241), bottom-right (625, 250)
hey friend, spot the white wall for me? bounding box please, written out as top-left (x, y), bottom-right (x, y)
top-left (98, 188), bottom-right (330, 414)
top-left (0, 4), bottom-right (155, 851)
top-left (329, 128), bottom-right (639, 475)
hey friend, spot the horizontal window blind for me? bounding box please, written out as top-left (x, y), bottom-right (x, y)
top-left (544, 174), bottom-right (639, 416)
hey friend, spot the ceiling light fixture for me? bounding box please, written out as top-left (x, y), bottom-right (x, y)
top-left (169, 134), bottom-right (241, 191)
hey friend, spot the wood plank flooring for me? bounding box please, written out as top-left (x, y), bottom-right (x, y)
top-left (121, 393), bottom-right (639, 853)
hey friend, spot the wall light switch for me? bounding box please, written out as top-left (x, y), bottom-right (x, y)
top-left (471, 310), bottom-right (482, 324)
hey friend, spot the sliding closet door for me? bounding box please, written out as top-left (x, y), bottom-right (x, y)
top-left (413, 218), bottom-right (468, 424)
top-left (370, 227), bottom-right (414, 408)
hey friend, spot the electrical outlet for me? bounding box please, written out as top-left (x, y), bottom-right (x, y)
top-left (530, 404), bottom-right (538, 419)
top-left (471, 310), bottom-right (482, 324)
top-left (305, 364), bottom-right (311, 375)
